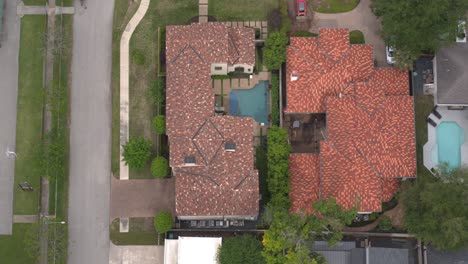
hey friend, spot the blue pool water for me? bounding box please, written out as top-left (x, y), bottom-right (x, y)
top-left (229, 81), bottom-right (269, 125)
top-left (435, 121), bottom-right (465, 169)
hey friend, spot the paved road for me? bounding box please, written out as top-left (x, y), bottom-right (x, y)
top-left (68, 0), bottom-right (114, 263)
top-left (0, 0), bottom-right (21, 235)
top-left (310, 0), bottom-right (388, 67)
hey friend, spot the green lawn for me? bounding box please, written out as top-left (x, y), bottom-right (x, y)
top-left (414, 95), bottom-right (434, 177)
top-left (209, 0), bottom-right (278, 20)
top-left (111, 0), bottom-right (139, 176)
top-left (14, 15), bottom-right (46, 215)
top-left (48, 14), bottom-right (73, 220)
top-left (110, 218), bottom-right (164, 245)
top-left (310, 0), bottom-right (360, 13)
top-left (349, 30), bottom-right (365, 44)
top-left (0, 224), bottom-right (37, 264)
top-left (110, 0), bottom-right (197, 179)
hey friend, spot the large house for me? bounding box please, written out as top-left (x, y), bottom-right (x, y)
top-left (166, 23), bottom-right (259, 220)
top-left (286, 28), bottom-right (416, 213)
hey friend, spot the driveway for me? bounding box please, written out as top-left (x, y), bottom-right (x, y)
top-left (109, 243), bottom-right (164, 264)
top-left (309, 0), bottom-right (388, 67)
top-left (0, 0), bottom-right (21, 235)
top-left (110, 177), bottom-right (175, 218)
top-left (67, 0), bottom-right (114, 263)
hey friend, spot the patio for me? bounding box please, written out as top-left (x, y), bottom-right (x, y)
top-left (423, 106), bottom-right (468, 171)
top-left (284, 113), bottom-right (326, 153)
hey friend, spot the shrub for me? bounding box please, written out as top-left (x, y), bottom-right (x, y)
top-left (270, 74), bottom-right (279, 126)
top-left (217, 235), bottom-right (265, 264)
top-left (377, 216), bottom-right (393, 231)
top-left (154, 211), bottom-right (173, 233)
top-left (122, 137), bottom-right (152, 169)
top-left (266, 127), bottom-right (292, 209)
top-left (151, 156), bottom-right (169, 178)
top-left (152, 115), bottom-right (166, 134)
top-left (291, 31), bottom-right (318, 37)
top-left (264, 32), bottom-right (288, 71)
top-left (279, 0), bottom-right (291, 34)
top-left (349, 30), bottom-right (365, 44)
top-left (131, 49), bottom-right (146, 65)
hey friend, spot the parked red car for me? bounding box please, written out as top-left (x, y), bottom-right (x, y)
top-left (297, 0), bottom-right (306, 16)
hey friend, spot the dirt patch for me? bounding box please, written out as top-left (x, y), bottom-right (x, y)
top-left (383, 203), bottom-right (405, 230)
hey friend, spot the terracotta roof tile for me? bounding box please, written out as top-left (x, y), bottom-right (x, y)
top-left (289, 154), bottom-right (320, 214)
top-left (166, 23), bottom-right (258, 218)
top-left (287, 29), bottom-right (416, 213)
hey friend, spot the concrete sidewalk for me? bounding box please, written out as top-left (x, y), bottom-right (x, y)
top-left (17, 2), bottom-right (75, 16)
top-left (119, 0), bottom-right (150, 180)
top-left (310, 0), bottom-right (387, 67)
top-left (109, 243), bottom-right (164, 264)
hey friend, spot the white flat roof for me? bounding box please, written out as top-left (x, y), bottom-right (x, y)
top-left (164, 237), bottom-right (222, 264)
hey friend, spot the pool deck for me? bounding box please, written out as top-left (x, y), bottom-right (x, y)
top-left (423, 106), bottom-right (468, 171)
top-left (212, 72), bottom-right (271, 144)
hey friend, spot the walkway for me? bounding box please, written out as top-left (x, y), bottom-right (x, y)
top-left (310, 0), bottom-right (387, 67)
top-left (110, 176), bottom-right (175, 218)
top-left (0, 0), bottom-right (21, 235)
top-left (68, 0), bottom-right (114, 263)
top-left (13, 214), bottom-right (39, 223)
top-left (109, 243), bottom-right (164, 264)
top-left (119, 0), bottom-right (150, 180)
top-left (17, 2), bottom-right (74, 16)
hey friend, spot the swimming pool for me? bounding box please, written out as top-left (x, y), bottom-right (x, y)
top-left (433, 121), bottom-right (465, 170)
top-left (229, 81), bottom-right (269, 125)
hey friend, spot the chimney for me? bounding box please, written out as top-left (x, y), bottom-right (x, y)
top-left (291, 70), bottom-right (299, 81)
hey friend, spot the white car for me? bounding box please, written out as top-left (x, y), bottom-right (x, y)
top-left (386, 46), bottom-right (395, 65)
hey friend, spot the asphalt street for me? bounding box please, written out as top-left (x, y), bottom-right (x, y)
top-left (68, 0), bottom-right (114, 263)
top-left (0, 0), bottom-right (20, 235)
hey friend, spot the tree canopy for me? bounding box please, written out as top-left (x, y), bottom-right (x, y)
top-left (262, 198), bottom-right (356, 264)
top-left (154, 211), bottom-right (173, 233)
top-left (122, 137), bottom-right (152, 169)
top-left (371, 0), bottom-right (468, 68)
top-left (264, 32), bottom-right (289, 71)
top-left (400, 166), bottom-right (468, 250)
top-left (217, 235), bottom-right (265, 264)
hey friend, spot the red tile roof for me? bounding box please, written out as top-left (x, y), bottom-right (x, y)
top-left (287, 28), bottom-right (416, 213)
top-left (289, 154), bottom-right (320, 214)
top-left (166, 23), bottom-right (258, 218)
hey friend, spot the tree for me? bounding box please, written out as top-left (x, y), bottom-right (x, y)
top-left (264, 32), bottom-right (288, 71)
top-left (151, 156), bottom-right (169, 178)
top-left (154, 211), bottom-right (173, 233)
top-left (262, 209), bottom-right (326, 264)
top-left (312, 198), bottom-right (357, 246)
top-left (122, 137), bottom-right (152, 169)
top-left (400, 167), bottom-right (468, 250)
top-left (152, 115), bottom-right (166, 134)
top-left (371, 0), bottom-right (468, 68)
top-left (218, 235), bottom-right (265, 264)
top-left (262, 198), bottom-right (356, 264)
top-left (266, 127), bottom-right (292, 209)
